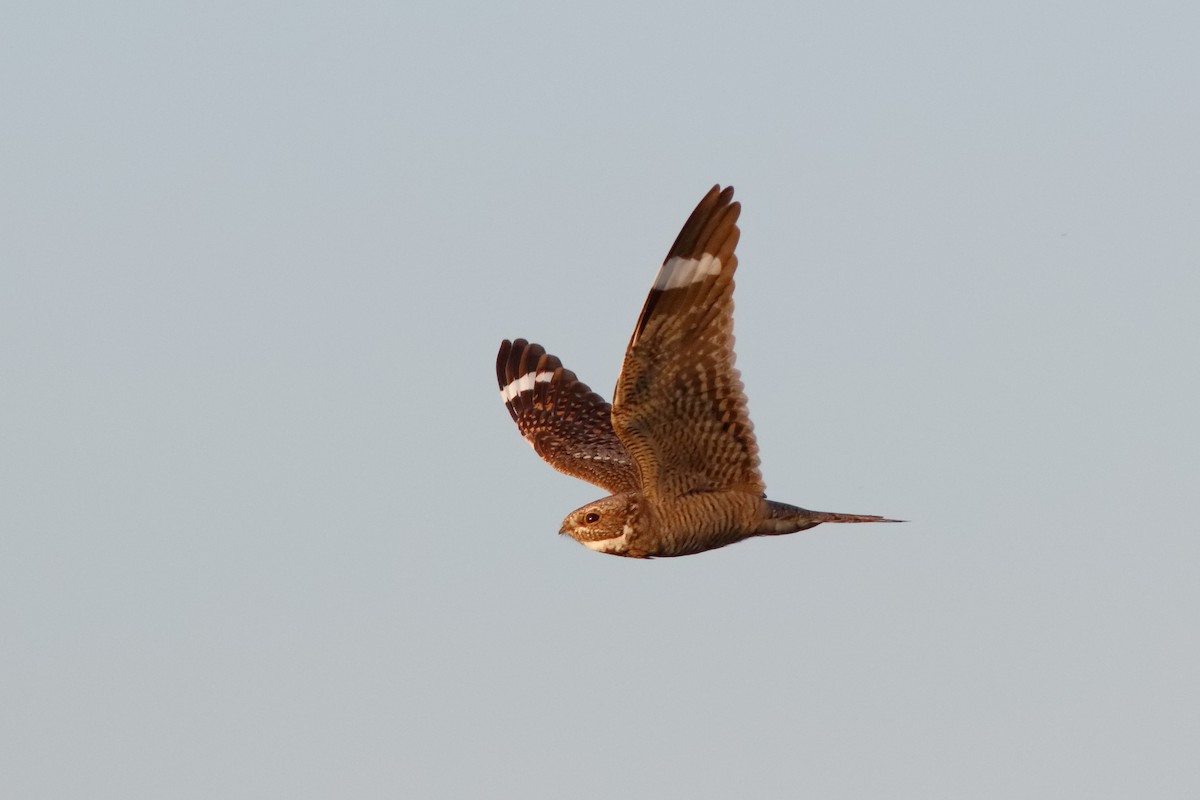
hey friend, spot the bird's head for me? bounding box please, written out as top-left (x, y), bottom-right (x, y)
top-left (559, 493), bottom-right (642, 555)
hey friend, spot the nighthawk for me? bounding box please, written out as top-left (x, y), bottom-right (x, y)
top-left (497, 185), bottom-right (899, 558)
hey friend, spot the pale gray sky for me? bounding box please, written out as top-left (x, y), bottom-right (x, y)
top-left (3, 2), bottom-right (1198, 798)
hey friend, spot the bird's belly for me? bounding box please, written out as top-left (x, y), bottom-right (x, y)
top-left (650, 491), bottom-right (764, 557)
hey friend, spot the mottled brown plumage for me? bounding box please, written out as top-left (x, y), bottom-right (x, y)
top-left (497, 185), bottom-right (900, 558)
top-left (497, 339), bottom-right (639, 495)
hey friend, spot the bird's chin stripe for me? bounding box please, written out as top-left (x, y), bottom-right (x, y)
top-left (499, 370), bottom-right (554, 402)
top-left (654, 254), bottom-right (722, 291)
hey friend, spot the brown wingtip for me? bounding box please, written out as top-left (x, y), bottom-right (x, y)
top-left (663, 185), bottom-right (740, 263)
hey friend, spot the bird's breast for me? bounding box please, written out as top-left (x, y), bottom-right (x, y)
top-left (647, 491), bottom-right (764, 557)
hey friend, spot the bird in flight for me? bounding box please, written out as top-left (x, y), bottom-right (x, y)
top-left (496, 185), bottom-right (899, 558)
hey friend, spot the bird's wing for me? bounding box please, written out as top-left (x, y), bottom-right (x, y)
top-left (497, 338), bottom-right (641, 495)
top-left (611, 185), bottom-right (765, 500)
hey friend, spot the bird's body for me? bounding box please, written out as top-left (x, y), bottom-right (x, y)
top-left (497, 185), bottom-right (899, 558)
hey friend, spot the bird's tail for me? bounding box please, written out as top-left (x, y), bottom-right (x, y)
top-left (756, 500), bottom-right (904, 535)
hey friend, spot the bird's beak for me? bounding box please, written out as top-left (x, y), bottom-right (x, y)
top-left (558, 521), bottom-right (571, 536)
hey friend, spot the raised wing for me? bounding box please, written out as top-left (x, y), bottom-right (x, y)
top-left (611, 185), bottom-right (765, 500)
top-left (497, 338), bottom-right (641, 495)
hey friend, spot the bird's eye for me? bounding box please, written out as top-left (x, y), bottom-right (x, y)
top-left (584, 512), bottom-right (600, 524)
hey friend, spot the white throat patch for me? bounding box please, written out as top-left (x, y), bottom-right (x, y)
top-left (581, 522), bottom-right (634, 554)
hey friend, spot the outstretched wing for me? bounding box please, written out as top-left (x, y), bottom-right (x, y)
top-left (497, 338), bottom-right (641, 495)
top-left (611, 185), bottom-right (765, 500)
